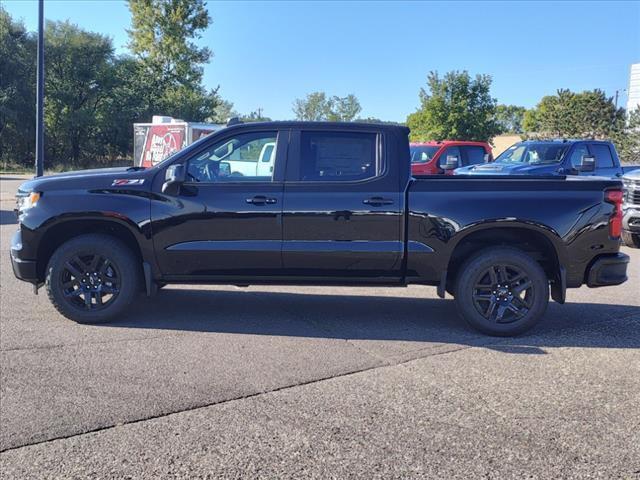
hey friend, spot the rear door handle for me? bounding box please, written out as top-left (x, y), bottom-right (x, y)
top-left (363, 197), bottom-right (394, 206)
top-left (246, 195), bottom-right (277, 205)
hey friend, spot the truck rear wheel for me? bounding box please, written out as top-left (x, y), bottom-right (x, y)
top-left (454, 247), bottom-right (549, 336)
top-left (46, 234), bottom-right (141, 324)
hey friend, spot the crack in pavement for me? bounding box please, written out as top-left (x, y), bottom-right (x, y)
top-left (0, 333), bottom-right (499, 455)
top-left (1, 292), bottom-right (637, 454)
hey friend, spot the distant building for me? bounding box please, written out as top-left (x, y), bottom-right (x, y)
top-left (627, 63), bottom-right (640, 114)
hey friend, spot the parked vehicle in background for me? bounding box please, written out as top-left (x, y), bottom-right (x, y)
top-left (622, 169), bottom-right (640, 248)
top-left (134, 116), bottom-right (223, 168)
top-left (220, 139), bottom-right (276, 177)
top-left (455, 139), bottom-right (640, 178)
top-left (11, 121), bottom-right (630, 336)
top-left (410, 141), bottom-right (492, 175)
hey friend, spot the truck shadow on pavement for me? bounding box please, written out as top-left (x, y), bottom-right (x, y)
top-left (105, 288), bottom-right (640, 351)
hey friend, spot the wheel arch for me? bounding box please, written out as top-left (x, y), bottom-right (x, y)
top-left (445, 224), bottom-right (564, 301)
top-left (36, 217), bottom-right (146, 281)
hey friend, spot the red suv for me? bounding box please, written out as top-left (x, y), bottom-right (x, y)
top-left (410, 140), bottom-right (493, 175)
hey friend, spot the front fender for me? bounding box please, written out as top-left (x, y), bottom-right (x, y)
top-left (17, 188), bottom-right (156, 279)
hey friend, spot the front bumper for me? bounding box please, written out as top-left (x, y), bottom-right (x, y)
top-left (10, 230), bottom-right (38, 283)
top-left (623, 205), bottom-right (640, 233)
top-left (586, 253), bottom-right (629, 287)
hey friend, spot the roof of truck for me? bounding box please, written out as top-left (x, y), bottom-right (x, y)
top-left (222, 120), bottom-right (410, 135)
top-left (410, 140), bottom-right (491, 147)
top-left (517, 138), bottom-right (612, 145)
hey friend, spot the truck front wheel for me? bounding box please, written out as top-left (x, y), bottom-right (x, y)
top-left (454, 247), bottom-right (549, 336)
top-left (621, 231), bottom-right (640, 249)
top-left (45, 234), bottom-right (141, 323)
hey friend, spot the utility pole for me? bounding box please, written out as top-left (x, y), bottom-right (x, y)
top-left (35, 0), bottom-right (45, 177)
top-left (614, 89), bottom-right (626, 110)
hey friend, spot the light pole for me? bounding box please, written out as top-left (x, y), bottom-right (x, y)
top-left (35, 0), bottom-right (44, 177)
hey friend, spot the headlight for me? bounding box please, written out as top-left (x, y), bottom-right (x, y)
top-left (16, 191), bottom-right (41, 213)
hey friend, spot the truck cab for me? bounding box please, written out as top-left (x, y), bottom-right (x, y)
top-left (456, 139), bottom-right (640, 178)
top-left (410, 141), bottom-right (492, 175)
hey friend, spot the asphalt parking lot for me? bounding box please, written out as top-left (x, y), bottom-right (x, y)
top-left (1, 174), bottom-right (639, 479)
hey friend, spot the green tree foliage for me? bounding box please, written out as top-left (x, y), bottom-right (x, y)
top-left (292, 92), bottom-right (362, 121)
top-left (406, 71), bottom-right (501, 142)
top-left (209, 99), bottom-right (239, 123)
top-left (526, 89), bottom-right (624, 138)
top-left (612, 109), bottom-right (640, 164)
top-left (0, 7), bottom-right (36, 168)
top-left (127, 0), bottom-right (219, 121)
top-left (326, 95), bottom-right (362, 121)
top-left (44, 21), bottom-right (116, 166)
top-left (241, 110), bottom-right (272, 122)
top-left (293, 92), bottom-right (330, 121)
top-left (495, 104), bottom-right (527, 134)
top-left (0, 3), bottom-right (225, 169)
top-left (524, 89), bottom-right (639, 162)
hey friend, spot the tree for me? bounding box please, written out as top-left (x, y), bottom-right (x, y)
top-left (293, 91), bottom-right (362, 121)
top-left (495, 104), bottom-right (527, 134)
top-left (293, 91), bottom-right (330, 121)
top-left (209, 99), bottom-right (238, 123)
top-left (241, 110), bottom-right (272, 122)
top-left (44, 21), bottom-right (117, 166)
top-left (326, 95), bottom-right (362, 121)
top-left (406, 71), bottom-right (501, 142)
top-left (95, 56), bottom-right (150, 161)
top-left (612, 109), bottom-right (640, 164)
top-left (526, 89), bottom-right (624, 138)
top-left (127, 0), bottom-right (220, 121)
top-left (0, 7), bottom-right (36, 168)
top-left (355, 117), bottom-right (402, 125)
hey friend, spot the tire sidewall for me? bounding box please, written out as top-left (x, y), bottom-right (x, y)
top-left (622, 231), bottom-right (640, 249)
top-left (455, 248), bottom-right (549, 336)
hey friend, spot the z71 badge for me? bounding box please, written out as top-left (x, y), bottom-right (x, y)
top-left (112, 178), bottom-right (145, 186)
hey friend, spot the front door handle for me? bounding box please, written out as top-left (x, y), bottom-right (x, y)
top-left (246, 195), bottom-right (277, 205)
top-left (363, 197), bottom-right (394, 206)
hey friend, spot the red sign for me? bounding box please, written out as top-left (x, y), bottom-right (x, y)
top-left (138, 125), bottom-right (186, 167)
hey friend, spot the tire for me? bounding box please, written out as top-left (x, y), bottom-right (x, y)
top-left (621, 231), bottom-right (640, 249)
top-left (46, 234), bottom-right (142, 324)
top-left (454, 247), bottom-right (549, 336)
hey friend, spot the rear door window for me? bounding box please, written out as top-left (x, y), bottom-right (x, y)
top-left (569, 144), bottom-right (590, 168)
top-left (295, 131), bottom-right (378, 181)
top-left (438, 146), bottom-right (462, 168)
top-left (460, 146), bottom-right (486, 166)
top-left (590, 144), bottom-right (615, 168)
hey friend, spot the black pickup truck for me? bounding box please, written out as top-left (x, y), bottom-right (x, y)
top-left (11, 121), bottom-right (630, 335)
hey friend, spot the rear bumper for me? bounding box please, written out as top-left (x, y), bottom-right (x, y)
top-left (586, 253), bottom-right (629, 287)
top-left (10, 230), bottom-right (38, 283)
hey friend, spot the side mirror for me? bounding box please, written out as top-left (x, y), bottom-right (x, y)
top-left (442, 155), bottom-right (460, 171)
top-left (578, 155), bottom-right (596, 173)
top-left (162, 164), bottom-right (186, 195)
top-left (218, 161), bottom-right (231, 177)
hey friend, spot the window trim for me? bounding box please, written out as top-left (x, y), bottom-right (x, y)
top-left (284, 128), bottom-right (386, 185)
top-left (181, 129), bottom-right (286, 185)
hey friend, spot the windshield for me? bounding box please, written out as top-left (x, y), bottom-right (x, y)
top-left (495, 143), bottom-right (568, 165)
top-left (410, 146), bottom-right (440, 164)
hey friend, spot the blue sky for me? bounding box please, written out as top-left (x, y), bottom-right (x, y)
top-left (3, 0), bottom-right (640, 121)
